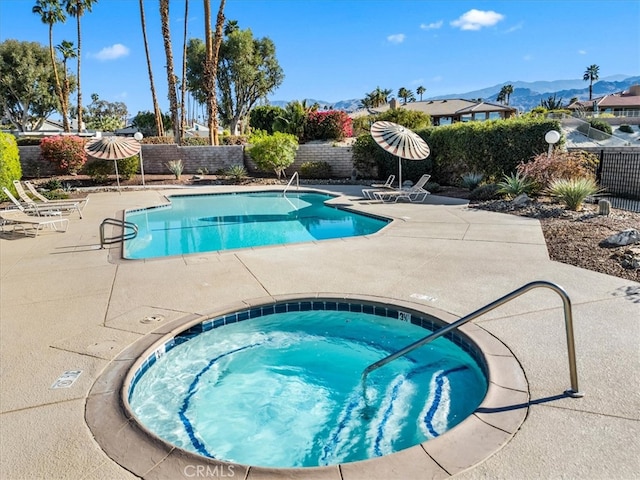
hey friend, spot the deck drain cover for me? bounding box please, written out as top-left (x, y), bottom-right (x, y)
top-left (141, 315), bottom-right (165, 324)
top-left (51, 370), bottom-right (82, 389)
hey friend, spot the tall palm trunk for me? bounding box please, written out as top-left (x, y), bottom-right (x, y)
top-left (48, 25), bottom-right (70, 132)
top-left (180, 0), bottom-right (189, 139)
top-left (160, 0), bottom-right (180, 144)
top-left (75, 12), bottom-right (82, 131)
top-left (203, 0), bottom-right (226, 145)
top-left (139, 0), bottom-right (164, 136)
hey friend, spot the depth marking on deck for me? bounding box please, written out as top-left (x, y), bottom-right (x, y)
top-left (51, 370), bottom-right (82, 389)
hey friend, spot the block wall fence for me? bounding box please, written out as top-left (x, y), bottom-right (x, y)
top-left (17, 144), bottom-right (355, 179)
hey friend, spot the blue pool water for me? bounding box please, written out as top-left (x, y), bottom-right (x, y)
top-left (128, 302), bottom-right (487, 468)
top-left (124, 191), bottom-right (388, 259)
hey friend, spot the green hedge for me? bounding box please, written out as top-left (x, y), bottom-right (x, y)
top-left (354, 117), bottom-right (562, 184)
top-left (0, 132), bottom-right (22, 198)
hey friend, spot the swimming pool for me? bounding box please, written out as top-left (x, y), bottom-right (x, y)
top-left (127, 299), bottom-right (488, 468)
top-left (124, 191), bottom-right (389, 259)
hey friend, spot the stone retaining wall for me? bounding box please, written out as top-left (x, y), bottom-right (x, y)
top-left (18, 143), bottom-right (355, 179)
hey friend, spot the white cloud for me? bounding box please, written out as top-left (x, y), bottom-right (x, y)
top-left (505, 22), bottom-right (523, 33)
top-left (578, 49), bottom-right (587, 55)
top-left (451, 9), bottom-right (505, 31)
top-left (387, 34), bottom-right (406, 44)
top-left (92, 44), bottom-right (130, 61)
top-left (420, 21), bottom-right (443, 30)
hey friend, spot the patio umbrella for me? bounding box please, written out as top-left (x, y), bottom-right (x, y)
top-left (84, 136), bottom-right (142, 191)
top-left (370, 121), bottom-right (430, 188)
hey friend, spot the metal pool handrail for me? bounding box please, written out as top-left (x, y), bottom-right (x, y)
top-left (283, 171), bottom-right (299, 196)
top-left (361, 280), bottom-right (584, 398)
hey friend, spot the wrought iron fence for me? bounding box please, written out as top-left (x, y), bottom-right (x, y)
top-left (596, 150), bottom-right (640, 212)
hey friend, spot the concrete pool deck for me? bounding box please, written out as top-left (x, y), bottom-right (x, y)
top-left (1, 184), bottom-right (638, 479)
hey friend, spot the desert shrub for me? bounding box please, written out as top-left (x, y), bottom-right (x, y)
top-left (547, 177), bottom-right (601, 211)
top-left (300, 161), bottom-right (332, 179)
top-left (376, 109), bottom-right (431, 130)
top-left (517, 151), bottom-right (598, 193)
top-left (469, 183), bottom-right (501, 201)
top-left (83, 160), bottom-right (113, 183)
top-left (618, 124), bottom-right (634, 134)
top-left (182, 137), bottom-right (209, 146)
top-left (221, 135), bottom-right (248, 145)
top-left (15, 137), bottom-right (42, 146)
top-left (589, 118), bottom-right (612, 135)
top-left (40, 135), bottom-right (87, 174)
top-left (166, 159), bottom-right (184, 179)
top-left (41, 178), bottom-right (63, 190)
top-left (460, 172), bottom-right (484, 190)
top-left (305, 110), bottom-right (353, 141)
top-left (140, 136), bottom-right (175, 144)
top-left (425, 181), bottom-right (440, 193)
top-left (247, 131), bottom-right (298, 179)
top-left (497, 172), bottom-right (533, 199)
top-left (224, 165), bottom-right (247, 181)
top-left (118, 154), bottom-right (140, 180)
top-left (0, 132), bottom-right (22, 198)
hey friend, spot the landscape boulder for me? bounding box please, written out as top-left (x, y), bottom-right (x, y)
top-left (602, 229), bottom-right (640, 247)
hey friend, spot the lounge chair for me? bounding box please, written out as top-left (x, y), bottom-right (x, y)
top-left (6, 183), bottom-right (84, 219)
top-left (362, 175), bottom-right (395, 199)
top-left (0, 209), bottom-right (69, 237)
top-left (24, 180), bottom-right (89, 209)
top-left (373, 174), bottom-right (432, 203)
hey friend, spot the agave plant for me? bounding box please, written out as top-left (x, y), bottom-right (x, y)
top-left (497, 172), bottom-right (532, 199)
top-left (460, 172), bottom-right (484, 191)
top-left (225, 165), bottom-right (248, 182)
top-left (547, 177), bottom-right (601, 211)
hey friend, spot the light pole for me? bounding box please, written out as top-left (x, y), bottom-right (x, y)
top-left (134, 132), bottom-right (145, 187)
top-left (545, 130), bottom-right (561, 158)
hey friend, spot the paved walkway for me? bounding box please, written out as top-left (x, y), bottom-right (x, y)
top-left (1, 185), bottom-right (638, 479)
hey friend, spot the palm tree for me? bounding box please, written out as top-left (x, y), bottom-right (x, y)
top-left (180, 0), bottom-right (189, 139)
top-left (203, 0), bottom-right (226, 145)
top-left (496, 84), bottom-right (514, 105)
top-left (416, 86), bottom-right (426, 101)
top-left (159, 0), bottom-right (181, 144)
top-left (138, 0), bottom-right (164, 137)
top-left (397, 87), bottom-right (415, 104)
top-left (56, 39), bottom-right (76, 126)
top-left (583, 64), bottom-right (600, 101)
top-left (540, 94), bottom-right (564, 110)
top-left (33, 0), bottom-right (69, 131)
top-left (64, 0), bottom-right (97, 132)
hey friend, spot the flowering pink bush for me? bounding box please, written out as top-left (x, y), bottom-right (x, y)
top-left (40, 136), bottom-right (87, 174)
top-left (305, 110), bottom-right (353, 141)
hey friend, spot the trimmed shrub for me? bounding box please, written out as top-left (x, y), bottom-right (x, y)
top-left (182, 137), bottom-right (210, 146)
top-left (118, 154), bottom-right (140, 180)
top-left (517, 150), bottom-right (598, 193)
top-left (301, 161), bottom-right (332, 179)
top-left (221, 135), bottom-right (248, 145)
top-left (589, 118), bottom-right (612, 135)
top-left (247, 131), bottom-right (299, 179)
top-left (618, 124), bottom-right (634, 134)
top-left (0, 132), bottom-right (22, 198)
top-left (40, 135), bottom-right (87, 174)
top-left (83, 160), bottom-right (113, 183)
top-left (140, 136), bottom-right (175, 144)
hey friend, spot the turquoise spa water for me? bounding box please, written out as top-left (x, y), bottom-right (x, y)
top-left (124, 192), bottom-right (388, 259)
top-left (128, 309), bottom-right (487, 468)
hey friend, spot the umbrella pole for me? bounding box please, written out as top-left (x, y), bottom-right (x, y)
top-left (139, 149), bottom-right (146, 187)
top-left (398, 157), bottom-right (402, 190)
top-left (114, 159), bottom-right (122, 194)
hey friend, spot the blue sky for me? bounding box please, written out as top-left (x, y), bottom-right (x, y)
top-left (1, 0), bottom-right (639, 118)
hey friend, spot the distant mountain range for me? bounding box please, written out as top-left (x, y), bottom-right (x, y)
top-left (270, 75), bottom-right (640, 113)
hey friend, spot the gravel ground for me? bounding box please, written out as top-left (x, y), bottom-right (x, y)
top-left (469, 196), bottom-right (640, 283)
